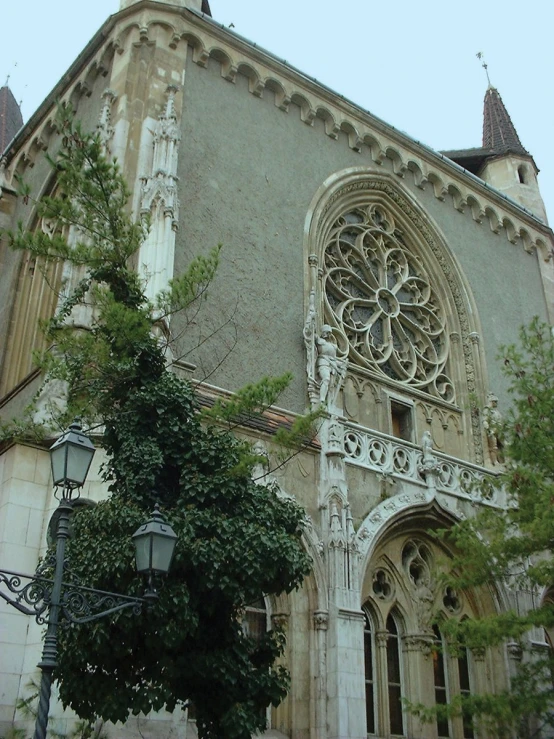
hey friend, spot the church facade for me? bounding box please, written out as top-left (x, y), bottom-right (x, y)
top-left (0, 1), bottom-right (553, 738)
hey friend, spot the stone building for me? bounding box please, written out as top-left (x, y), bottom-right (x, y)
top-left (0, 85), bottom-right (23, 156)
top-left (0, 1), bottom-right (553, 738)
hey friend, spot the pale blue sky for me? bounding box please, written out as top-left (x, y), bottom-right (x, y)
top-left (2, 0), bottom-right (552, 222)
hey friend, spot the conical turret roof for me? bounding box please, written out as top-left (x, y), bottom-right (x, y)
top-left (442, 85), bottom-right (534, 176)
top-left (482, 86), bottom-right (528, 156)
top-left (0, 85), bottom-right (23, 155)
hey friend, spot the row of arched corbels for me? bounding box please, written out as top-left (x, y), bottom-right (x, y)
top-left (4, 43), bottom-right (116, 188)
top-left (162, 18), bottom-right (550, 261)
top-left (3, 9), bottom-right (552, 261)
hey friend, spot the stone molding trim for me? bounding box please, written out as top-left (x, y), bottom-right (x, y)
top-left (305, 169), bottom-right (487, 464)
top-left (355, 494), bottom-right (458, 592)
top-left (1, 44), bottom-right (117, 187)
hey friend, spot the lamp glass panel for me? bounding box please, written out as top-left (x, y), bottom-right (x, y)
top-left (134, 534), bottom-right (153, 573)
top-left (50, 445), bottom-right (67, 486)
top-left (151, 535), bottom-right (175, 574)
top-left (66, 444), bottom-right (94, 486)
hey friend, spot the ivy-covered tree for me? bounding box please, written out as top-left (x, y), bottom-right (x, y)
top-left (4, 108), bottom-right (313, 739)
top-left (414, 318), bottom-right (554, 737)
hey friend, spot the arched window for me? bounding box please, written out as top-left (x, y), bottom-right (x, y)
top-left (433, 625), bottom-right (450, 738)
top-left (1, 209), bottom-right (64, 396)
top-left (361, 532), bottom-right (497, 738)
top-left (321, 203), bottom-right (454, 403)
top-left (242, 597), bottom-right (271, 729)
top-left (363, 608), bottom-right (479, 739)
top-left (242, 597), bottom-right (268, 640)
top-left (364, 612), bottom-right (376, 734)
top-left (386, 613), bottom-right (404, 736)
top-left (458, 645), bottom-right (474, 739)
top-left (363, 606), bottom-right (405, 736)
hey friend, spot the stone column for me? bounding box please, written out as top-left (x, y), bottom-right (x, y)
top-left (374, 630), bottom-right (389, 736)
top-left (403, 634), bottom-right (434, 737)
top-left (271, 613), bottom-right (290, 733)
top-left (326, 606), bottom-right (366, 739)
top-left (312, 610), bottom-right (328, 739)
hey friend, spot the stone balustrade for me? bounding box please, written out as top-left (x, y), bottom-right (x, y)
top-left (342, 422), bottom-right (501, 506)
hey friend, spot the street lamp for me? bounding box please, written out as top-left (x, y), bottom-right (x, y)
top-left (0, 420), bottom-right (177, 739)
top-left (49, 420), bottom-right (96, 493)
top-left (133, 505), bottom-right (178, 601)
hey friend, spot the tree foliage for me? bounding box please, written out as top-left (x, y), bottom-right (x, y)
top-left (5, 107), bottom-right (313, 738)
top-left (424, 318), bottom-right (554, 737)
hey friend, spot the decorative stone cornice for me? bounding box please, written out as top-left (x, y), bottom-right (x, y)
top-left (506, 641), bottom-right (523, 661)
top-left (97, 89), bottom-right (117, 152)
top-left (403, 633), bottom-right (434, 656)
top-left (313, 610), bottom-right (329, 630)
top-left (271, 613), bottom-right (289, 631)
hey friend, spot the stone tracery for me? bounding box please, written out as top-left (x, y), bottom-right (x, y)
top-left (322, 203), bottom-right (455, 402)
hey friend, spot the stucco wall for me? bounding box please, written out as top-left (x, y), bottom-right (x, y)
top-left (174, 52), bottom-right (548, 414)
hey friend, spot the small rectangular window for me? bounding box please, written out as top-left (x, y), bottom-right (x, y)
top-left (390, 400), bottom-right (413, 442)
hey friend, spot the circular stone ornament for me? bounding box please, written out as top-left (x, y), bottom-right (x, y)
top-left (323, 204), bottom-right (454, 402)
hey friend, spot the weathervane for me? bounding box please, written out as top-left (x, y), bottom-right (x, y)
top-left (476, 52), bottom-right (492, 87)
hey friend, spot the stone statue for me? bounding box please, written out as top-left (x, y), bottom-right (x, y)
top-left (303, 293), bottom-right (347, 410)
top-left (483, 392), bottom-right (503, 465)
top-left (421, 430), bottom-right (435, 465)
top-left (418, 432), bottom-right (439, 496)
top-left (303, 289), bottom-right (318, 405)
top-left (412, 577), bottom-right (436, 632)
top-left (316, 325), bottom-right (347, 407)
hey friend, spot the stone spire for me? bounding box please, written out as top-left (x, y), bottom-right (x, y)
top-left (478, 85), bottom-right (547, 221)
top-left (482, 86), bottom-right (528, 157)
top-left (0, 85), bottom-right (23, 155)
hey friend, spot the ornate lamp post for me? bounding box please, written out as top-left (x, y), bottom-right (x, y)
top-left (0, 421), bottom-right (177, 739)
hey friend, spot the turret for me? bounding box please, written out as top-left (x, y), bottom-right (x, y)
top-left (479, 86), bottom-right (546, 222)
top-left (442, 86), bottom-right (548, 223)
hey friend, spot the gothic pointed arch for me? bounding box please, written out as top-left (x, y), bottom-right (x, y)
top-left (0, 177), bottom-right (65, 397)
top-left (358, 501), bottom-right (507, 737)
top-left (304, 168), bottom-right (487, 463)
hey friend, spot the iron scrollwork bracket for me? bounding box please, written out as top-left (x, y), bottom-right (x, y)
top-left (0, 570), bottom-right (52, 623)
top-left (0, 569), bottom-right (145, 625)
top-left (60, 582), bottom-right (144, 623)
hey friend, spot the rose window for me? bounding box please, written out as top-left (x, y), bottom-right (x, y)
top-left (323, 204), bottom-right (454, 402)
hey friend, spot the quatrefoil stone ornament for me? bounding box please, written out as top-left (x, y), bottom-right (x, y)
top-left (372, 569), bottom-right (393, 600)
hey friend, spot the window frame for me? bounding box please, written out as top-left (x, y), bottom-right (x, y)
top-left (387, 393), bottom-right (415, 442)
top-left (363, 604), bottom-right (407, 737)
